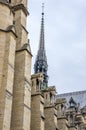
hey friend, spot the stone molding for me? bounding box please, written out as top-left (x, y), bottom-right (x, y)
top-left (12, 4), bottom-right (29, 16)
top-left (0, 29), bottom-right (17, 38)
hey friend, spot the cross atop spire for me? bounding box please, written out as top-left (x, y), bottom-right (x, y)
top-left (34, 3), bottom-right (48, 89)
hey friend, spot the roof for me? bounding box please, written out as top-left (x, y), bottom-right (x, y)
top-left (57, 90), bottom-right (86, 108)
top-left (0, 0), bottom-right (8, 3)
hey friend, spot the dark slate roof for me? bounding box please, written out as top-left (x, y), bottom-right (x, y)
top-left (57, 90), bottom-right (86, 108)
top-left (0, 0), bottom-right (7, 3)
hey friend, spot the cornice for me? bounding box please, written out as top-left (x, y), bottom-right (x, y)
top-left (31, 92), bottom-right (44, 98)
top-left (12, 4), bottom-right (29, 16)
top-left (16, 47), bottom-right (32, 57)
top-left (0, 29), bottom-right (17, 38)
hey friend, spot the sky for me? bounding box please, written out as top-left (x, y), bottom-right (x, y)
top-left (27, 0), bottom-right (86, 94)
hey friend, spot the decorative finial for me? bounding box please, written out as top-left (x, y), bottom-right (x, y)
top-left (42, 3), bottom-right (44, 15)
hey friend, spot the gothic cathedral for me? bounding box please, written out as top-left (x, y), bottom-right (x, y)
top-left (0, 1), bottom-right (86, 130)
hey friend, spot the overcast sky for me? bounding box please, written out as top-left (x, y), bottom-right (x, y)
top-left (28, 0), bottom-right (86, 94)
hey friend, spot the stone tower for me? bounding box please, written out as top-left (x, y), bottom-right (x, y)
top-left (34, 3), bottom-right (48, 89)
top-left (0, 1), bottom-right (16, 130)
top-left (10, 0), bottom-right (32, 130)
top-left (31, 73), bottom-right (45, 130)
top-left (0, 0), bottom-right (32, 130)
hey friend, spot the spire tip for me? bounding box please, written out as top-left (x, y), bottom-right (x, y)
top-left (42, 3), bottom-right (44, 15)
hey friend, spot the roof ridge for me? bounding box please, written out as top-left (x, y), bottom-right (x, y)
top-left (57, 90), bottom-right (86, 96)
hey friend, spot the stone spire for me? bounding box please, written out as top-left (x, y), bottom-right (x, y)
top-left (34, 3), bottom-right (48, 89)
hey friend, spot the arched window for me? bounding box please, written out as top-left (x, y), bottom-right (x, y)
top-left (36, 79), bottom-right (39, 86)
top-left (9, 0), bottom-right (11, 3)
top-left (32, 81), bottom-right (34, 87)
top-left (46, 94), bottom-right (47, 99)
top-left (36, 79), bottom-right (39, 91)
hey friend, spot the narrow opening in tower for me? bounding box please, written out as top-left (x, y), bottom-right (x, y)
top-left (9, 0), bottom-right (11, 3)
